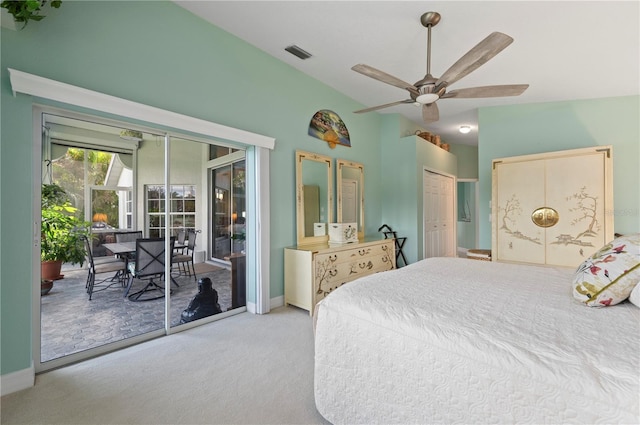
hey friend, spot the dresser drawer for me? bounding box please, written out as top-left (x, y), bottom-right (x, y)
top-left (285, 239), bottom-right (396, 315)
top-left (314, 244), bottom-right (395, 300)
top-left (316, 241), bottom-right (395, 266)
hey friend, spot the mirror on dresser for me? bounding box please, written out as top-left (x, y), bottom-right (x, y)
top-left (295, 150), bottom-right (333, 246)
top-left (336, 159), bottom-right (364, 240)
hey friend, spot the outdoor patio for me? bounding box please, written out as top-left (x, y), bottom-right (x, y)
top-left (40, 262), bottom-right (233, 363)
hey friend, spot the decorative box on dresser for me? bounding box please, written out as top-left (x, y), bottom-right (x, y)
top-left (284, 238), bottom-right (396, 315)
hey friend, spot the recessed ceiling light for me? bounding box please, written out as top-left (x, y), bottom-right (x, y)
top-left (459, 125), bottom-right (472, 134)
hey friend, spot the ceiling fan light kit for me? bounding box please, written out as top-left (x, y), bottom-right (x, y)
top-left (352, 11), bottom-right (529, 124)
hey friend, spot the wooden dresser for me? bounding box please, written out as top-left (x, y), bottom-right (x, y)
top-left (284, 238), bottom-right (396, 315)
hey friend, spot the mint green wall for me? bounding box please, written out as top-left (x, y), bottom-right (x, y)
top-left (448, 144), bottom-right (478, 180)
top-left (380, 114), bottom-right (457, 263)
top-left (478, 96), bottom-right (640, 249)
top-left (0, 1), bottom-right (384, 376)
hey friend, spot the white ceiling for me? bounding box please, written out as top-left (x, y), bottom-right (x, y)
top-left (175, 1), bottom-right (639, 146)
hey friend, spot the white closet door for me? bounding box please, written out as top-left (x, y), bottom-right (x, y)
top-left (494, 159), bottom-right (546, 264)
top-left (545, 153), bottom-right (606, 266)
top-left (423, 170), bottom-right (455, 258)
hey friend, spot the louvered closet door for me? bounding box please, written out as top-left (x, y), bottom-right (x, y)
top-left (494, 159), bottom-right (546, 264)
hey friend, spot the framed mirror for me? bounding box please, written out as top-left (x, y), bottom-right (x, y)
top-left (337, 159), bottom-right (364, 240)
top-left (295, 150), bottom-right (333, 246)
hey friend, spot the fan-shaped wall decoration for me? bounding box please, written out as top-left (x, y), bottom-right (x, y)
top-left (308, 110), bottom-right (350, 149)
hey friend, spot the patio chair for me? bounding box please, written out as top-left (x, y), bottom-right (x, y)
top-left (174, 229), bottom-right (187, 255)
top-left (172, 229), bottom-right (198, 280)
top-left (125, 237), bottom-right (175, 302)
top-left (82, 235), bottom-right (127, 301)
top-left (115, 231), bottom-right (143, 261)
top-left (115, 231), bottom-right (143, 243)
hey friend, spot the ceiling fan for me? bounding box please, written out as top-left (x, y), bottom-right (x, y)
top-left (352, 12), bottom-right (529, 123)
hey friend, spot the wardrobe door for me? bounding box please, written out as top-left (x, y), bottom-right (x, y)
top-left (494, 159), bottom-right (546, 264)
top-left (545, 152), bottom-right (607, 266)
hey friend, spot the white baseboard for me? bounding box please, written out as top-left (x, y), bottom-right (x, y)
top-left (270, 295), bottom-right (284, 310)
top-left (1, 362), bottom-right (35, 396)
top-left (246, 295), bottom-right (284, 314)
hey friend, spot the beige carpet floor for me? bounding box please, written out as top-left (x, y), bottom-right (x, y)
top-left (1, 306), bottom-right (330, 425)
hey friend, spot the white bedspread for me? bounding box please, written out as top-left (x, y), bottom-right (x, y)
top-left (314, 257), bottom-right (640, 424)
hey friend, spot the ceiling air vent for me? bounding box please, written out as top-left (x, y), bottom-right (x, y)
top-left (285, 45), bottom-right (312, 60)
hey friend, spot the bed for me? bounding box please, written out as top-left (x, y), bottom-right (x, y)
top-left (314, 257), bottom-right (639, 424)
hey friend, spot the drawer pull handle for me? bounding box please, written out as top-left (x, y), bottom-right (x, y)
top-left (359, 261), bottom-right (373, 270)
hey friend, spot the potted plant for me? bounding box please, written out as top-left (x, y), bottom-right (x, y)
top-left (1, 0), bottom-right (62, 29)
top-left (41, 183), bottom-right (90, 280)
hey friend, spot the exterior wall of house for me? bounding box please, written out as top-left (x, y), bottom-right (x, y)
top-left (477, 95), bottom-right (640, 249)
top-left (0, 1), bottom-right (384, 378)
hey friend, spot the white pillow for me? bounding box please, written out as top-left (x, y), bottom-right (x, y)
top-left (628, 279), bottom-right (640, 308)
top-left (573, 233), bottom-right (640, 307)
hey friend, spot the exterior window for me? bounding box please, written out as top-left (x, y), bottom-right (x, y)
top-left (208, 144), bottom-right (238, 160)
top-left (146, 184), bottom-right (196, 238)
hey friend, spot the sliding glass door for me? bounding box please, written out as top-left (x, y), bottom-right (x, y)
top-left (38, 109), bottom-right (247, 370)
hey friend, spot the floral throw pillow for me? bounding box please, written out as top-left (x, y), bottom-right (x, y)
top-left (573, 233), bottom-right (640, 307)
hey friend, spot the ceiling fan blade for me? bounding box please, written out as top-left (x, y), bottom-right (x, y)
top-left (441, 84), bottom-right (529, 99)
top-left (422, 102), bottom-right (439, 123)
top-left (354, 99), bottom-right (415, 114)
top-left (352, 64), bottom-right (419, 95)
top-left (435, 32), bottom-right (514, 89)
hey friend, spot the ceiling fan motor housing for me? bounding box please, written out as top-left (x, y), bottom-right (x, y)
top-left (414, 74), bottom-right (440, 104)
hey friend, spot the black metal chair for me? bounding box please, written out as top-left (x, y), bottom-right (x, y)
top-left (172, 229), bottom-right (198, 280)
top-left (82, 235), bottom-right (127, 300)
top-left (115, 231), bottom-right (142, 262)
top-left (125, 237), bottom-right (175, 302)
top-left (115, 231), bottom-right (142, 243)
top-left (173, 229), bottom-right (187, 255)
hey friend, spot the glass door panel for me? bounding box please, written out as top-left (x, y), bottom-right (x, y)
top-left (212, 165), bottom-right (232, 260)
top-left (169, 138), bottom-right (241, 327)
top-left (231, 161), bottom-right (246, 255)
top-left (41, 112), bottom-right (164, 365)
top-left (209, 160), bottom-right (247, 310)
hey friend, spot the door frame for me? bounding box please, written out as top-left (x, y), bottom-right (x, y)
top-left (18, 68), bottom-right (274, 374)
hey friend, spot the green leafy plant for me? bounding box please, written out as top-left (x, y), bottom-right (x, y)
top-left (41, 183), bottom-right (90, 265)
top-left (1, 0), bottom-right (61, 28)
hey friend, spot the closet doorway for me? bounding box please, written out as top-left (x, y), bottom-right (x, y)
top-left (457, 180), bottom-right (479, 254)
top-left (423, 169), bottom-right (456, 258)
